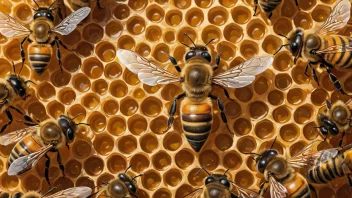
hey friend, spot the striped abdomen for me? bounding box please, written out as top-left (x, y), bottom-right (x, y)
top-left (8, 135), bottom-right (43, 173)
top-left (281, 173), bottom-right (310, 198)
top-left (308, 149), bottom-right (352, 184)
top-left (259, 0), bottom-right (282, 13)
top-left (28, 44), bottom-right (52, 75)
top-left (322, 35), bottom-right (352, 70)
top-left (181, 100), bottom-right (212, 152)
top-left (71, 0), bottom-right (90, 10)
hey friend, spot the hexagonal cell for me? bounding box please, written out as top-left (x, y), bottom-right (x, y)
top-left (51, 69), bottom-right (71, 87)
top-left (292, 64), bottom-right (310, 85)
top-left (231, 6), bottom-right (251, 24)
top-left (294, 12), bottom-right (313, 30)
top-left (96, 42), bottom-right (116, 63)
top-left (120, 98), bottom-right (139, 116)
top-left (22, 174), bottom-right (40, 191)
top-left (128, 0), bottom-right (148, 10)
top-left (224, 23), bottom-right (243, 43)
top-left (76, 41), bottom-right (94, 58)
top-left (215, 134), bottom-right (233, 151)
top-left (234, 118), bottom-right (252, 135)
top-left (152, 151), bottom-right (172, 171)
top-left (165, 10), bottom-right (183, 26)
top-left (27, 101), bottom-right (47, 121)
top-left (254, 76), bottom-right (270, 95)
top-left (93, 133), bottom-right (114, 155)
top-left (273, 52), bottom-right (293, 71)
top-left (118, 35), bottom-right (136, 50)
top-left (195, 0), bottom-right (214, 8)
top-left (65, 159), bottom-right (82, 178)
top-left (177, 27), bottom-right (197, 47)
top-left (175, 149), bottom-right (194, 169)
top-left (294, 104), bottom-right (314, 124)
top-left (97, 173), bottom-right (115, 187)
top-left (117, 135), bottom-right (137, 154)
top-left (113, 4), bottom-right (130, 20)
top-left (76, 177), bottom-right (95, 191)
top-left (4, 39), bottom-right (21, 61)
top-left (53, 177), bottom-right (74, 193)
top-left (130, 153), bottom-right (150, 173)
top-left (58, 88), bottom-right (76, 105)
top-left (248, 101), bottom-right (268, 119)
top-left (107, 154), bottom-right (127, 174)
top-left (141, 97), bottom-right (162, 117)
top-left (287, 88), bottom-right (306, 105)
top-left (110, 80), bottom-right (128, 98)
top-left (163, 30), bottom-right (176, 44)
top-left (303, 122), bottom-right (319, 140)
top-left (123, 69), bottom-right (140, 86)
top-left (83, 156), bottom-right (104, 176)
top-left (133, 88), bottom-right (146, 99)
top-left (224, 101), bottom-right (242, 119)
top-left (82, 93), bottom-right (100, 110)
top-left (289, 141), bottom-right (306, 157)
top-left (185, 8), bottom-right (204, 27)
top-left (92, 79), bottom-right (108, 96)
top-left (218, 41), bottom-right (236, 61)
top-left (47, 100), bottom-right (65, 119)
top-left (61, 29), bottom-right (81, 47)
top-left (235, 170), bottom-right (254, 188)
top-left (273, 105), bottom-right (291, 123)
top-left (146, 4), bottom-right (165, 22)
top-left (127, 115), bottom-right (148, 136)
top-left (273, 18), bottom-right (293, 36)
top-left (37, 81), bottom-right (56, 101)
top-left (240, 40), bottom-right (258, 59)
top-left (68, 104), bottom-right (86, 123)
top-left (237, 136), bottom-right (257, 153)
top-left (15, 3), bottom-right (32, 22)
top-left (0, 1), bottom-right (12, 14)
top-left (146, 26), bottom-right (163, 42)
top-left (164, 169), bottom-right (183, 187)
top-left (223, 151), bottom-right (242, 170)
top-left (235, 87), bottom-right (253, 103)
top-left (82, 23), bottom-right (104, 44)
top-left (163, 132), bottom-right (182, 151)
top-left (152, 43), bottom-right (169, 62)
top-left (107, 116), bottom-right (126, 136)
top-left (72, 73), bottom-right (91, 92)
top-left (312, 5), bottom-right (331, 22)
top-left (262, 35), bottom-right (282, 54)
top-left (208, 6), bottom-right (228, 26)
top-left (280, 123), bottom-right (300, 142)
top-left (199, 150), bottom-right (220, 170)
top-left (105, 20), bottom-right (123, 39)
top-left (102, 98), bottom-right (119, 116)
top-left (255, 119), bottom-right (275, 139)
top-left (136, 43), bottom-right (152, 57)
top-left (140, 134), bottom-right (158, 154)
top-left (153, 188), bottom-right (172, 198)
top-left (246, 19), bottom-right (266, 40)
top-left (82, 58), bottom-right (104, 79)
top-left (275, 73), bottom-right (292, 90)
top-left (104, 62), bottom-right (122, 79)
top-left (281, 0), bottom-right (299, 18)
top-left (72, 140), bottom-right (92, 159)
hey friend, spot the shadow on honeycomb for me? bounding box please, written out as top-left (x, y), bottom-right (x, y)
top-left (0, 0), bottom-right (352, 197)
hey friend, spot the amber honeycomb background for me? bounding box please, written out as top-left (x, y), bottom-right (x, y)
top-left (1, 0), bottom-right (352, 197)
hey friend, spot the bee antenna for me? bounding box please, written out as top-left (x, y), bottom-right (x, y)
top-left (326, 100), bottom-right (332, 109)
top-left (76, 123), bottom-right (90, 126)
top-left (11, 61), bottom-right (16, 74)
top-left (196, 164), bottom-right (211, 176)
top-left (25, 80), bottom-right (37, 85)
top-left (223, 168), bottom-right (229, 176)
top-left (278, 34), bottom-right (290, 40)
top-left (273, 44), bottom-right (290, 55)
top-left (124, 165), bottom-right (132, 174)
top-left (243, 152), bottom-right (261, 156)
top-left (205, 38), bottom-right (215, 46)
top-left (49, 0), bottom-right (58, 8)
top-left (41, 186), bottom-right (57, 197)
top-left (32, 0), bottom-right (40, 8)
top-left (181, 42), bottom-right (191, 48)
top-left (71, 113), bottom-right (83, 120)
top-left (270, 136), bottom-right (277, 150)
top-left (184, 32), bottom-right (196, 47)
top-left (132, 174), bottom-right (144, 181)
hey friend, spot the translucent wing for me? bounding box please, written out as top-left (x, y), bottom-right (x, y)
top-left (183, 188), bottom-right (204, 198)
top-left (233, 183), bottom-right (262, 198)
top-left (314, 41), bottom-right (352, 54)
top-left (8, 144), bottom-right (53, 175)
top-left (116, 49), bottom-right (182, 86)
top-left (288, 140), bottom-right (338, 168)
top-left (52, 7), bottom-right (91, 35)
top-left (212, 56), bottom-right (273, 88)
top-left (269, 176), bottom-right (287, 198)
top-left (315, 0), bottom-right (351, 35)
top-left (45, 187), bottom-right (92, 198)
top-left (0, 11), bottom-right (30, 37)
top-left (0, 126), bottom-right (37, 146)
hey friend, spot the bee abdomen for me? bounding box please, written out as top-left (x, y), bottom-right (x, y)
top-left (181, 103), bottom-right (212, 152)
top-left (260, 0), bottom-right (282, 13)
top-left (28, 45), bottom-right (52, 75)
top-left (8, 135), bottom-right (42, 168)
top-left (323, 36), bottom-right (352, 70)
top-left (308, 153), bottom-right (345, 184)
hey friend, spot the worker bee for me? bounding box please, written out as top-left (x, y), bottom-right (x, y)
top-left (253, 0), bottom-right (299, 19)
top-left (0, 186), bottom-right (92, 198)
top-left (274, 0), bottom-right (352, 94)
top-left (87, 165), bottom-right (143, 198)
top-left (315, 99), bottom-right (352, 147)
top-left (0, 0), bottom-right (90, 75)
top-left (246, 137), bottom-right (317, 198)
top-left (116, 34), bottom-right (273, 152)
top-left (184, 166), bottom-right (238, 198)
top-left (0, 62), bottom-right (36, 134)
top-left (0, 114), bottom-right (88, 186)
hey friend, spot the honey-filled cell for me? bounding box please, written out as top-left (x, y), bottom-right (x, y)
top-left (47, 100), bottom-right (65, 119)
top-left (235, 170), bottom-right (254, 188)
top-left (22, 174), bottom-right (40, 191)
top-left (130, 153), bottom-right (150, 173)
top-left (199, 150), bottom-right (220, 170)
top-left (102, 98), bottom-right (119, 116)
top-left (76, 41), bottom-right (94, 58)
top-left (234, 118), bottom-right (252, 135)
top-left (311, 5), bottom-right (331, 22)
top-left (118, 35), bottom-right (136, 50)
top-left (1, 174), bottom-right (18, 191)
top-left (37, 82), bottom-right (56, 101)
top-left (83, 156), bottom-right (104, 176)
top-left (294, 104), bottom-right (314, 124)
top-left (152, 43), bottom-right (169, 62)
top-left (105, 20), bottom-right (123, 39)
top-left (164, 169), bottom-right (183, 187)
top-left (82, 23), bottom-right (104, 44)
top-left (273, 105), bottom-right (291, 123)
top-left (237, 136), bottom-right (257, 153)
top-left (72, 140), bottom-right (92, 159)
top-left (223, 151), bottom-right (242, 170)
top-left (215, 134), bottom-right (233, 151)
top-left (246, 19), bottom-right (267, 40)
top-left (186, 8), bottom-right (204, 27)
top-left (140, 134), bottom-right (158, 153)
top-left (93, 133), bottom-right (114, 155)
top-left (120, 98), bottom-right (139, 116)
top-left (82, 93), bottom-right (100, 110)
top-left (65, 159), bottom-right (82, 178)
top-left (136, 43), bottom-right (152, 57)
top-left (113, 4), bottom-right (130, 20)
top-left (165, 10), bottom-right (183, 26)
top-left (107, 116), bottom-right (126, 136)
top-left (104, 62), bottom-right (122, 79)
top-left (146, 4), bottom-right (165, 22)
top-left (231, 6), bottom-right (251, 24)
top-left (141, 97), bottom-right (162, 117)
top-left (76, 177), bottom-right (95, 191)
top-left (146, 26), bottom-right (163, 42)
top-left (153, 188), bottom-right (172, 198)
top-left (175, 149), bottom-right (195, 169)
top-left (224, 23), bottom-right (244, 43)
top-left (163, 132), bottom-right (182, 151)
top-left (15, 4), bottom-right (32, 22)
top-left (107, 154), bottom-right (127, 174)
top-left (117, 135), bottom-right (138, 154)
top-left (153, 151), bottom-right (172, 171)
top-left (280, 123), bottom-right (300, 142)
top-left (58, 88), bottom-right (76, 105)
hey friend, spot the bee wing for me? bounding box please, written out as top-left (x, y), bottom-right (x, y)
top-left (7, 144), bottom-right (53, 175)
top-left (0, 11), bottom-right (31, 37)
top-left (44, 187), bottom-right (92, 198)
top-left (183, 188), bottom-right (204, 198)
top-left (0, 126), bottom-right (37, 146)
top-left (212, 56), bottom-right (273, 88)
top-left (269, 176), bottom-right (288, 198)
top-left (315, 0), bottom-right (351, 35)
top-left (116, 49), bottom-right (182, 86)
top-left (52, 7), bottom-right (91, 35)
top-left (288, 140), bottom-right (339, 168)
top-left (233, 183), bottom-right (261, 198)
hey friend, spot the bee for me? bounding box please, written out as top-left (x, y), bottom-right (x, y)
top-left (274, 0), bottom-right (352, 94)
top-left (0, 186), bottom-right (92, 198)
top-left (116, 34), bottom-right (273, 152)
top-left (0, 62), bottom-right (36, 134)
top-left (307, 143), bottom-right (352, 188)
top-left (0, 114), bottom-right (88, 187)
top-left (184, 165), bottom-right (238, 198)
top-left (87, 165), bottom-right (143, 198)
top-left (315, 99), bottom-right (352, 147)
top-left (246, 137), bottom-right (317, 198)
top-left (0, 0), bottom-right (91, 75)
top-left (253, 0), bottom-right (299, 19)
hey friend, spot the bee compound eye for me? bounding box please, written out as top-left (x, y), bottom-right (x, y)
top-left (220, 179), bottom-right (230, 187)
top-left (205, 177), bottom-right (215, 184)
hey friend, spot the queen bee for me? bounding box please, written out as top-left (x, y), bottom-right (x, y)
top-left (0, 0), bottom-right (90, 75)
top-left (117, 34), bottom-right (273, 152)
top-left (274, 0), bottom-right (352, 94)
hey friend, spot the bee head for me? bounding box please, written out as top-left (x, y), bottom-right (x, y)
top-left (197, 165), bottom-right (231, 188)
top-left (288, 29), bottom-right (304, 56)
top-left (32, 0), bottom-right (58, 22)
top-left (182, 33), bottom-right (214, 63)
top-left (58, 115), bottom-right (77, 143)
top-left (256, 149), bottom-right (279, 174)
top-left (113, 165), bottom-right (142, 196)
top-left (7, 75), bottom-right (27, 100)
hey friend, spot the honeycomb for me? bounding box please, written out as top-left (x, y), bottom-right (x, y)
top-left (0, 0), bottom-right (352, 197)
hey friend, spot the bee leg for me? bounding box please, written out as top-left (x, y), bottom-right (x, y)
top-left (221, 87), bottom-right (235, 101)
top-left (304, 63), bottom-right (310, 77)
top-left (56, 150), bottom-right (65, 178)
top-left (294, 0), bottom-right (300, 10)
top-left (326, 67), bottom-right (347, 95)
top-left (9, 106), bottom-right (33, 124)
top-left (268, 12), bottom-right (273, 19)
top-left (347, 175), bottom-right (352, 189)
top-left (309, 184), bottom-right (318, 198)
top-left (20, 35), bottom-right (30, 73)
top-left (253, 0), bottom-right (258, 16)
top-left (162, 52), bottom-right (181, 72)
top-left (311, 65), bottom-right (320, 86)
top-left (44, 153), bottom-right (51, 187)
top-left (339, 131), bottom-right (346, 148)
top-left (163, 93), bottom-right (186, 133)
top-left (209, 94), bottom-right (234, 134)
top-left (212, 46), bottom-right (221, 71)
top-left (97, 0), bottom-right (105, 10)
top-left (54, 39), bottom-right (64, 74)
top-left (0, 109), bottom-right (12, 134)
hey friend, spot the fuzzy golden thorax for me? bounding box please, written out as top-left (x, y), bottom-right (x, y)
top-left (329, 100), bottom-right (351, 130)
top-left (30, 19), bottom-right (54, 44)
top-left (263, 155), bottom-right (292, 181)
top-left (38, 119), bottom-right (65, 149)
